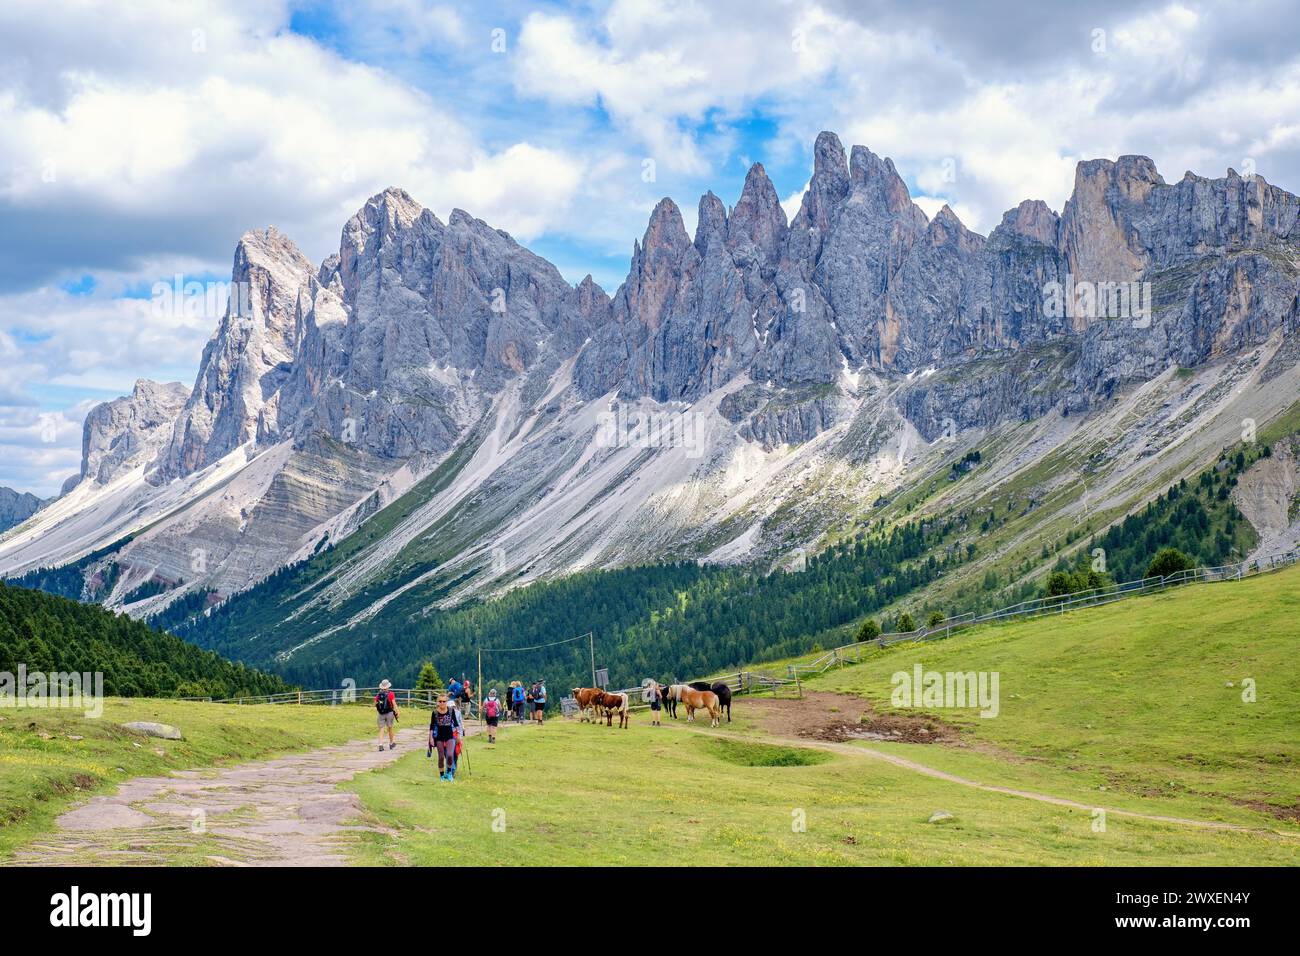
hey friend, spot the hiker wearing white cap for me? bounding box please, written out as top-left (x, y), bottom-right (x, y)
top-left (375, 679), bottom-right (399, 751)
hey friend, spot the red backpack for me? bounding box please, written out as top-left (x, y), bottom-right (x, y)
top-left (485, 697), bottom-right (499, 718)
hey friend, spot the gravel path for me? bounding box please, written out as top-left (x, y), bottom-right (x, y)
top-left (13, 720), bottom-right (506, 867)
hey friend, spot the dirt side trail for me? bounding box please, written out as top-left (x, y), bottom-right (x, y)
top-left (722, 694), bottom-right (1297, 836)
top-left (12, 719), bottom-right (514, 867)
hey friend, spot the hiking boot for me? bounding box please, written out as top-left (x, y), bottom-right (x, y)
top-left (388, 742), bottom-right (396, 750)
top-left (378, 745), bottom-right (384, 752)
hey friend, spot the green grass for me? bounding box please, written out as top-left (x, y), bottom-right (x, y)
top-left (0, 699), bottom-right (379, 860)
top-left (343, 718), bottom-right (1296, 866)
top-left (803, 563), bottom-right (1300, 830)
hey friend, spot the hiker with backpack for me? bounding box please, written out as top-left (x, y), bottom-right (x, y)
top-left (533, 679), bottom-right (547, 724)
top-left (448, 676), bottom-right (463, 703)
top-left (511, 681), bottom-right (525, 722)
top-left (428, 693), bottom-right (464, 782)
top-left (483, 688), bottom-right (502, 743)
top-left (376, 679), bottom-right (399, 751)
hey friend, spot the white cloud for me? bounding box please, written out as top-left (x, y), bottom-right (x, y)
top-left (0, 0), bottom-right (591, 287)
top-left (780, 181), bottom-right (808, 224)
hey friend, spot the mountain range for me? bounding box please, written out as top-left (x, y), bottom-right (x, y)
top-left (3, 130), bottom-right (1298, 684)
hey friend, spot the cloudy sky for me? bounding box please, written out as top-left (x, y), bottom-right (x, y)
top-left (1, 0), bottom-right (1297, 495)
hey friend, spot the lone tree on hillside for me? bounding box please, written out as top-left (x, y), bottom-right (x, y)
top-left (415, 661), bottom-right (444, 692)
top-left (1146, 547), bottom-right (1194, 579)
top-left (927, 610), bottom-right (946, 628)
top-left (896, 612), bottom-right (916, 633)
top-left (855, 618), bottom-right (881, 642)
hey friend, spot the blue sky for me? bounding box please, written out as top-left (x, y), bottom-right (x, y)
top-left (1, 0), bottom-right (1298, 494)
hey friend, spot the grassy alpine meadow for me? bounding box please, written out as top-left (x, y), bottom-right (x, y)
top-left (341, 715), bottom-right (1297, 866)
top-left (0, 698), bottom-right (378, 860)
top-left (800, 563), bottom-right (1300, 832)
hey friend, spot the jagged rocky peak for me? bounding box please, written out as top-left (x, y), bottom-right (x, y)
top-left (0, 486), bottom-right (44, 534)
top-left (995, 199), bottom-right (1060, 246)
top-left (1059, 154), bottom-right (1162, 286)
top-left (339, 186), bottom-right (443, 309)
top-left (158, 225), bottom-right (316, 481)
top-left (848, 144), bottom-right (916, 218)
top-left (727, 162), bottom-right (787, 268)
top-left (925, 204), bottom-right (981, 250)
top-left (576, 274), bottom-right (610, 316)
top-left (695, 191), bottom-right (728, 251)
top-left (233, 225), bottom-right (315, 350)
top-left (78, 379), bottom-right (189, 488)
top-left (793, 130), bottom-right (852, 234)
top-left (642, 196), bottom-right (690, 258)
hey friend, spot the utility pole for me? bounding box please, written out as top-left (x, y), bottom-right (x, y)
top-left (589, 632), bottom-right (596, 687)
top-left (477, 649), bottom-right (483, 727)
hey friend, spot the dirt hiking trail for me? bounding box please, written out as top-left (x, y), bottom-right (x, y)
top-left (13, 720), bottom-right (514, 867)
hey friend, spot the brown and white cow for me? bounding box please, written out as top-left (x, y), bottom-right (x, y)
top-left (571, 687), bottom-right (602, 723)
top-left (594, 690), bottom-right (630, 729)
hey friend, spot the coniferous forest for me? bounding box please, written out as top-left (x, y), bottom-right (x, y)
top-left (0, 581), bottom-right (290, 698)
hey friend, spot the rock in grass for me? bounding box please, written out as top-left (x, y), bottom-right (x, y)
top-left (928, 810), bottom-right (954, 823)
top-left (121, 721), bottom-right (183, 740)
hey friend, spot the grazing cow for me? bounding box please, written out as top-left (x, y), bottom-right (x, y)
top-left (670, 684), bottom-right (720, 727)
top-left (571, 687), bottom-right (602, 723)
top-left (689, 680), bottom-right (733, 722)
top-left (594, 691), bottom-right (630, 728)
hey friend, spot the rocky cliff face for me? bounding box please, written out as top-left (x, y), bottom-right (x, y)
top-left (0, 487), bottom-right (43, 534)
top-left (277, 189), bottom-right (594, 463)
top-left (159, 227), bottom-right (314, 481)
top-left (75, 379), bottom-right (190, 487)
top-left (3, 130), bottom-right (1297, 621)
top-left (575, 133), bottom-right (1298, 448)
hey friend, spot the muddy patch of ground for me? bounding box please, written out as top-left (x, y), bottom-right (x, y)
top-left (744, 690), bottom-right (960, 744)
top-left (1227, 796), bottom-right (1300, 823)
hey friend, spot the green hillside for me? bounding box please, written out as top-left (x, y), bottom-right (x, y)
top-left (343, 565), bottom-right (1299, 866)
top-left (801, 562), bottom-right (1300, 827)
top-left (0, 581), bottom-right (290, 699)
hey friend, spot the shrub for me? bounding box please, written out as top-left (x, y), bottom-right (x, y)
top-left (855, 619), bottom-right (881, 642)
top-left (1146, 547), bottom-right (1194, 579)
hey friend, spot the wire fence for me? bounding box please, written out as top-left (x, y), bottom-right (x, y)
top-left (181, 685), bottom-right (480, 718)
top-left (786, 549), bottom-right (1299, 679)
top-left (186, 670), bottom-right (803, 716)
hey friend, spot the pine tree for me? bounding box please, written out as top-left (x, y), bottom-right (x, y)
top-left (415, 661), bottom-right (443, 691)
